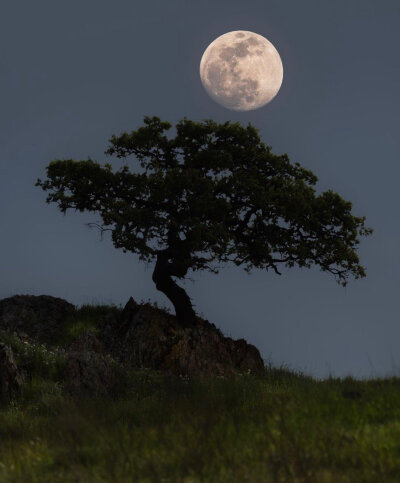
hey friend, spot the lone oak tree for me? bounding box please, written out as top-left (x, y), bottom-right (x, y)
top-left (36, 117), bottom-right (372, 327)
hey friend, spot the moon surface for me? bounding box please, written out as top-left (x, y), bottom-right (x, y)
top-left (200, 30), bottom-right (283, 111)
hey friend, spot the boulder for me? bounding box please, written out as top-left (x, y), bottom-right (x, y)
top-left (0, 294), bottom-right (265, 381)
top-left (0, 342), bottom-right (24, 402)
top-left (118, 296), bottom-right (140, 333)
top-left (69, 330), bottom-right (104, 354)
top-left (119, 305), bottom-right (180, 368)
top-left (226, 337), bottom-right (267, 375)
top-left (0, 295), bottom-right (75, 343)
top-left (64, 350), bottom-right (117, 396)
top-left (117, 302), bottom-right (265, 377)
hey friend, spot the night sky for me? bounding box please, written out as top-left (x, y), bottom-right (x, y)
top-left (1, 0), bottom-right (399, 378)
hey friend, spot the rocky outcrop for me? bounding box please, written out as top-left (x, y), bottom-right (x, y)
top-left (112, 299), bottom-right (265, 377)
top-left (0, 343), bottom-right (24, 402)
top-left (0, 295), bottom-right (75, 343)
top-left (0, 294), bottom-right (265, 398)
top-left (69, 330), bottom-right (104, 354)
top-left (64, 350), bottom-right (117, 396)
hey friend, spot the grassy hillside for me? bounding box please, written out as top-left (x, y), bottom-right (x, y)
top-left (1, 305), bottom-right (400, 482)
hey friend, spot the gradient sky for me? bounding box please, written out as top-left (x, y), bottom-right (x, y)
top-left (1, 0), bottom-right (399, 378)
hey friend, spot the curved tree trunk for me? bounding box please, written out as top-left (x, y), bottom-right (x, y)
top-left (152, 252), bottom-right (197, 328)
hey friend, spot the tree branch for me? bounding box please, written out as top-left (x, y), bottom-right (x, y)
top-left (86, 222), bottom-right (113, 241)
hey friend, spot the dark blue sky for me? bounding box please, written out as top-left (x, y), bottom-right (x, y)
top-left (1, 0), bottom-right (399, 377)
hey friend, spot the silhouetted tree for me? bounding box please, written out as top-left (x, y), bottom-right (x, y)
top-left (36, 117), bottom-right (372, 327)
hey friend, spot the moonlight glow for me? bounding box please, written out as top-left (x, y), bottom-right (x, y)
top-left (200, 30), bottom-right (283, 111)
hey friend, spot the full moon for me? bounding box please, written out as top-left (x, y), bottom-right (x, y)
top-left (200, 30), bottom-right (283, 111)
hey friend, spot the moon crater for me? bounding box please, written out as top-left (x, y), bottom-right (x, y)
top-left (200, 31), bottom-right (283, 111)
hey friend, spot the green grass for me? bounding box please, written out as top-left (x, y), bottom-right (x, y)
top-left (56, 303), bottom-right (122, 347)
top-left (2, 304), bottom-right (400, 481)
top-left (2, 370), bottom-right (400, 482)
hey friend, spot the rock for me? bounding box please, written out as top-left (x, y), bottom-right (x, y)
top-left (64, 351), bottom-right (117, 396)
top-left (227, 337), bottom-right (266, 375)
top-left (92, 299), bottom-right (139, 351)
top-left (163, 327), bottom-right (235, 377)
top-left (120, 305), bottom-right (179, 368)
top-left (0, 295), bottom-right (75, 343)
top-left (118, 301), bottom-right (265, 377)
top-left (0, 342), bottom-right (24, 402)
top-left (0, 294), bottom-right (265, 381)
top-left (119, 296), bottom-right (140, 328)
top-left (69, 330), bottom-right (104, 354)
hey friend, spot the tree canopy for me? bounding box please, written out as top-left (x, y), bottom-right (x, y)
top-left (36, 116), bottom-right (372, 326)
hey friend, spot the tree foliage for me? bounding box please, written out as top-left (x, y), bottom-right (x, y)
top-left (37, 117), bottom-right (371, 280)
top-left (36, 116), bottom-right (372, 324)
